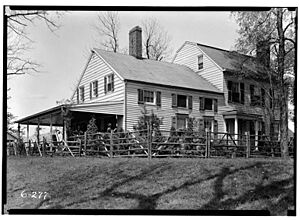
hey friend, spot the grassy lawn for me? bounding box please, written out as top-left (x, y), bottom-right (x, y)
top-left (5, 156), bottom-right (294, 215)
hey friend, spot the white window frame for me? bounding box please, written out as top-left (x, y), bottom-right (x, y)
top-left (143, 90), bottom-right (155, 104)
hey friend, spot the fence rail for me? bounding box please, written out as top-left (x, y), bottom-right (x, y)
top-left (11, 129), bottom-right (294, 159)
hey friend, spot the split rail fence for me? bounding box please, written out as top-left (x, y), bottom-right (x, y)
top-left (14, 128), bottom-right (294, 159)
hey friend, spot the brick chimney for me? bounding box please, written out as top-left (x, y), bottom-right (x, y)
top-left (256, 40), bottom-right (270, 68)
top-left (129, 26), bottom-right (142, 59)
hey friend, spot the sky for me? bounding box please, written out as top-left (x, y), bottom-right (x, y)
top-left (6, 9), bottom-right (295, 133)
top-left (8, 10), bottom-right (239, 121)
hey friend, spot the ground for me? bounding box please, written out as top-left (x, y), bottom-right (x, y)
top-left (5, 157), bottom-right (294, 215)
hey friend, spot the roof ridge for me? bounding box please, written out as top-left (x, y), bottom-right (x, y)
top-left (196, 42), bottom-right (255, 59)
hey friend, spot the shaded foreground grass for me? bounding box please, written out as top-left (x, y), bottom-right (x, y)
top-left (5, 157), bottom-right (294, 215)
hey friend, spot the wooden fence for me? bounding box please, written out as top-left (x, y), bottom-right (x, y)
top-left (17, 129), bottom-right (294, 159)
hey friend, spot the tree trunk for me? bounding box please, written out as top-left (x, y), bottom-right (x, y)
top-left (277, 8), bottom-right (289, 158)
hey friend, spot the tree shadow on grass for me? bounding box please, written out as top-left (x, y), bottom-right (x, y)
top-left (36, 160), bottom-right (294, 213)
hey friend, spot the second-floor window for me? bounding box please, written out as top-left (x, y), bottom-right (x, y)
top-left (200, 97), bottom-right (218, 112)
top-left (138, 89), bottom-right (161, 106)
top-left (79, 86), bottom-right (84, 102)
top-left (198, 55), bottom-right (203, 70)
top-left (228, 81), bottom-right (244, 104)
top-left (104, 74), bottom-right (114, 93)
top-left (172, 94), bottom-right (193, 110)
top-left (250, 85), bottom-right (265, 107)
top-left (90, 80), bottom-right (98, 99)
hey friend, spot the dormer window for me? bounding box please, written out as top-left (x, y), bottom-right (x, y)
top-left (198, 54), bottom-right (203, 70)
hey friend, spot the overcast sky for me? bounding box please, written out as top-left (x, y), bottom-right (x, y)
top-left (8, 10), bottom-right (239, 120)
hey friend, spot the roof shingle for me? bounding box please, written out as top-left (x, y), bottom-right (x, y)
top-left (93, 48), bottom-right (221, 94)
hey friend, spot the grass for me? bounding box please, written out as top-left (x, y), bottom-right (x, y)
top-left (5, 156), bottom-right (294, 215)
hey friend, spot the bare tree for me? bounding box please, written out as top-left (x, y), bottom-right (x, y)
top-left (6, 8), bottom-right (63, 75)
top-left (142, 17), bottom-right (171, 61)
top-left (93, 11), bottom-right (120, 53)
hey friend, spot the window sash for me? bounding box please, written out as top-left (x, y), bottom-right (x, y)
top-left (198, 55), bottom-right (203, 70)
top-left (144, 90), bottom-right (154, 103)
top-left (93, 81), bottom-right (98, 97)
top-left (204, 98), bottom-right (213, 110)
top-left (177, 95), bottom-right (187, 108)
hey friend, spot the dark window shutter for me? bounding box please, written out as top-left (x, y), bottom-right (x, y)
top-left (240, 83), bottom-right (245, 104)
top-left (104, 76), bottom-right (107, 94)
top-left (77, 89), bottom-right (79, 103)
top-left (138, 89), bottom-right (144, 104)
top-left (214, 120), bottom-right (218, 133)
top-left (228, 80), bottom-right (232, 102)
top-left (156, 91), bottom-right (161, 106)
top-left (171, 116), bottom-right (176, 129)
top-left (90, 83), bottom-right (92, 99)
top-left (172, 94), bottom-right (177, 107)
top-left (95, 81), bottom-right (98, 97)
top-left (199, 97), bottom-right (204, 111)
top-left (111, 74), bottom-right (114, 92)
top-left (198, 118), bottom-right (204, 133)
top-left (214, 99), bottom-right (218, 113)
top-left (188, 96), bottom-right (193, 110)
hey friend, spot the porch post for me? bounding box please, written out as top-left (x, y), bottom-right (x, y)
top-left (234, 117), bottom-right (238, 141)
top-left (255, 121), bottom-right (259, 148)
top-left (26, 123), bottom-right (29, 143)
top-left (37, 118), bottom-right (40, 145)
top-left (50, 114), bottom-right (53, 151)
top-left (17, 123), bottom-right (21, 155)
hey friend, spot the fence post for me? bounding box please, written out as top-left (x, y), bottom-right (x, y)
top-left (246, 132), bottom-right (250, 158)
top-left (84, 132), bottom-right (87, 156)
top-left (148, 125), bottom-right (152, 160)
top-left (205, 129), bottom-right (210, 158)
top-left (110, 130), bottom-right (113, 158)
top-left (79, 139), bottom-right (82, 157)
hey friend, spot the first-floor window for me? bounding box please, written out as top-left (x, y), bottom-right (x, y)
top-left (174, 114), bottom-right (189, 130)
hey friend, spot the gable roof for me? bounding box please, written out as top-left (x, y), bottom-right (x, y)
top-left (196, 43), bottom-right (265, 75)
top-left (93, 48), bottom-right (221, 94)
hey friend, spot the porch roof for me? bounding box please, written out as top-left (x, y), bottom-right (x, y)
top-left (15, 101), bottom-right (124, 126)
top-left (222, 110), bottom-right (263, 120)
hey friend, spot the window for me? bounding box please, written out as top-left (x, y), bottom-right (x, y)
top-left (172, 94), bottom-right (192, 109)
top-left (104, 74), bottom-right (114, 93)
top-left (92, 80), bottom-right (98, 98)
top-left (204, 98), bottom-right (213, 110)
top-left (228, 80), bottom-right (245, 104)
top-left (200, 97), bottom-right (216, 111)
top-left (250, 85), bottom-right (263, 106)
top-left (177, 95), bottom-right (187, 108)
top-left (204, 117), bottom-right (213, 131)
top-left (198, 55), bottom-right (203, 70)
top-left (144, 90), bottom-right (154, 103)
top-left (137, 89), bottom-right (160, 105)
top-left (172, 114), bottom-right (189, 130)
top-left (79, 86), bottom-right (84, 102)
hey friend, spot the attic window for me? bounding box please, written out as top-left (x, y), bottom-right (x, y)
top-left (104, 74), bottom-right (114, 93)
top-left (198, 55), bottom-right (203, 70)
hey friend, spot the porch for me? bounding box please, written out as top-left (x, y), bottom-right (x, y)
top-left (15, 101), bottom-right (124, 146)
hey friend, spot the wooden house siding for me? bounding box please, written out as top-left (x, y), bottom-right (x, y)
top-left (173, 42), bottom-right (224, 91)
top-left (125, 81), bottom-right (225, 132)
top-left (71, 53), bottom-right (124, 104)
top-left (224, 74), bottom-right (270, 116)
